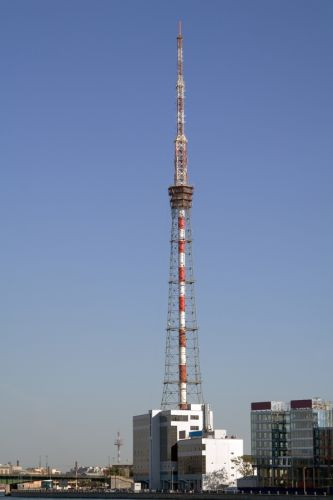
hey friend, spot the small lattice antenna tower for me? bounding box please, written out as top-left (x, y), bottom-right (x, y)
top-left (114, 431), bottom-right (123, 464)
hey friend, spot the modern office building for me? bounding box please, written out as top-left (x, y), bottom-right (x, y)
top-left (251, 398), bottom-right (333, 489)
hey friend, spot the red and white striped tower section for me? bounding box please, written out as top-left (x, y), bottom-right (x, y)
top-left (162, 23), bottom-right (203, 410)
top-left (178, 209), bottom-right (187, 409)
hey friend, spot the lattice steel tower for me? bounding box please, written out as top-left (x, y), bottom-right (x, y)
top-left (161, 23), bottom-right (203, 410)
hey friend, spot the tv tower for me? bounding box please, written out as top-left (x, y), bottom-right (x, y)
top-left (161, 22), bottom-right (203, 410)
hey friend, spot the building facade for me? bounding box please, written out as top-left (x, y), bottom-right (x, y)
top-left (251, 398), bottom-right (333, 490)
top-left (133, 404), bottom-right (243, 491)
top-left (133, 404), bottom-right (210, 489)
top-left (178, 430), bottom-right (243, 490)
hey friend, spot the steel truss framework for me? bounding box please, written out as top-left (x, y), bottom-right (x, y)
top-left (161, 207), bottom-right (203, 409)
top-left (161, 23), bottom-right (203, 410)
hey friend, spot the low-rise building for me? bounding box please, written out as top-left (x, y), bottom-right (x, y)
top-left (133, 404), bottom-right (243, 491)
top-left (178, 429), bottom-right (243, 490)
top-left (0, 465), bottom-right (11, 475)
top-left (133, 404), bottom-right (209, 489)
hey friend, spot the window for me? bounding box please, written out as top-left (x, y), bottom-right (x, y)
top-left (179, 430), bottom-right (186, 439)
top-left (191, 415), bottom-right (199, 420)
top-left (190, 426), bottom-right (199, 431)
top-left (171, 415), bottom-right (188, 421)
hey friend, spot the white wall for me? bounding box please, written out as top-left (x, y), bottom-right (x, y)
top-left (177, 433), bottom-right (244, 489)
top-left (204, 436), bottom-right (243, 487)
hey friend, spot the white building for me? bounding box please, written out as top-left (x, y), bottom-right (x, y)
top-left (133, 404), bottom-right (212, 489)
top-left (133, 404), bottom-right (243, 491)
top-left (178, 429), bottom-right (243, 490)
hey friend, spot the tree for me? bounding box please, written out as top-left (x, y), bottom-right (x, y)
top-left (231, 455), bottom-right (255, 477)
top-left (203, 468), bottom-right (228, 490)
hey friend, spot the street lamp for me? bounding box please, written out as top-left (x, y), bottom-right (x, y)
top-left (112, 457), bottom-right (116, 490)
top-left (75, 461), bottom-right (78, 491)
top-left (171, 464), bottom-right (174, 492)
top-left (303, 467), bottom-right (307, 495)
top-left (108, 457), bottom-right (111, 490)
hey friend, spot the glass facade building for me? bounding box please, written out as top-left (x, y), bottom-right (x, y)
top-left (251, 398), bottom-right (333, 490)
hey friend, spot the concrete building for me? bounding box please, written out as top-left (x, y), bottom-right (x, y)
top-left (133, 405), bottom-right (209, 489)
top-left (133, 404), bottom-right (243, 491)
top-left (251, 398), bottom-right (333, 490)
top-left (178, 429), bottom-right (243, 490)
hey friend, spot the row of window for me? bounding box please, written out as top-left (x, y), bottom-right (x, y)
top-left (170, 414), bottom-right (200, 422)
top-left (178, 427), bottom-right (200, 440)
top-left (252, 424), bottom-right (290, 431)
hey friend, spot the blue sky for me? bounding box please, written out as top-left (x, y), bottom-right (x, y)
top-left (1, 0), bottom-right (332, 469)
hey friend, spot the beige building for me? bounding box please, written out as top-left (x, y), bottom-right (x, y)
top-left (0, 465), bottom-right (11, 475)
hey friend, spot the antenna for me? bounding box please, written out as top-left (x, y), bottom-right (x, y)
top-left (114, 432), bottom-right (123, 464)
top-left (175, 20), bottom-right (186, 185)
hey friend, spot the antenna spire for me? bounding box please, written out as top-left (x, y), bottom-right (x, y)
top-left (178, 20), bottom-right (182, 37)
top-left (175, 21), bottom-right (187, 185)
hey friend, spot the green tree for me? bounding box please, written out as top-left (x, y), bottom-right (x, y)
top-left (231, 455), bottom-right (255, 477)
top-left (203, 468), bottom-right (228, 490)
